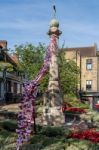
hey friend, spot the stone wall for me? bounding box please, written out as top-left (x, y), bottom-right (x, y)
top-left (81, 57), bottom-right (98, 92)
top-left (65, 50), bottom-right (98, 92)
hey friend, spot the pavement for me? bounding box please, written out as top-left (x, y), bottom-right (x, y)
top-left (0, 103), bottom-right (20, 113)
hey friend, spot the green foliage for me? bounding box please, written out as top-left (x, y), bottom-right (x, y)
top-left (30, 134), bottom-right (62, 150)
top-left (39, 126), bottom-right (64, 137)
top-left (80, 110), bottom-right (99, 128)
top-left (0, 119), bottom-right (99, 150)
top-left (15, 43), bottom-right (80, 96)
top-left (0, 62), bottom-right (13, 72)
top-left (64, 94), bottom-right (89, 109)
top-left (58, 49), bottom-right (80, 96)
top-left (0, 130), bottom-right (16, 150)
top-left (30, 133), bottom-right (99, 150)
top-left (15, 43), bottom-right (49, 94)
top-left (15, 43), bottom-right (45, 78)
top-left (21, 143), bottom-right (42, 150)
top-left (0, 119), bottom-right (17, 132)
top-left (35, 124), bottom-right (43, 133)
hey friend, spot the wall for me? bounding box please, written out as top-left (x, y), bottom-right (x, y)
top-left (81, 57), bottom-right (98, 92)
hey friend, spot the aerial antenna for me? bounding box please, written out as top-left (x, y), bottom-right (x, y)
top-left (53, 5), bottom-right (56, 18)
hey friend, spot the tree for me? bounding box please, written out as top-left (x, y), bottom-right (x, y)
top-left (58, 49), bottom-right (80, 96)
top-left (14, 43), bottom-right (80, 96)
top-left (15, 43), bottom-right (49, 95)
top-left (0, 62), bottom-right (13, 72)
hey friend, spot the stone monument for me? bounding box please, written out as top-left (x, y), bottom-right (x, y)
top-left (43, 7), bottom-right (64, 126)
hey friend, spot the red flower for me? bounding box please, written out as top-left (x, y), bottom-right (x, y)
top-left (62, 106), bottom-right (86, 114)
top-left (95, 104), bottom-right (99, 109)
top-left (68, 129), bottom-right (99, 143)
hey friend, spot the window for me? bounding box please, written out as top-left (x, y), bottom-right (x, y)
top-left (0, 54), bottom-right (4, 61)
top-left (13, 82), bottom-right (17, 94)
top-left (7, 81), bottom-right (11, 92)
top-left (86, 59), bottom-right (92, 70)
top-left (86, 80), bottom-right (92, 90)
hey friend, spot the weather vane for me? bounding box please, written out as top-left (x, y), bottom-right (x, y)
top-left (53, 5), bottom-right (56, 18)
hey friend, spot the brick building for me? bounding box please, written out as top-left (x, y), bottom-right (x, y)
top-left (64, 44), bottom-right (99, 110)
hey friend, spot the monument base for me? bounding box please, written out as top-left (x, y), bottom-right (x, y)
top-left (43, 106), bottom-right (64, 126)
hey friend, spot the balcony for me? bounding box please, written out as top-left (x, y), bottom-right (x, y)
top-left (0, 71), bottom-right (22, 81)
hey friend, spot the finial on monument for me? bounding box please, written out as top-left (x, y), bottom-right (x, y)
top-left (53, 5), bottom-right (56, 18)
top-left (47, 5), bottom-right (62, 37)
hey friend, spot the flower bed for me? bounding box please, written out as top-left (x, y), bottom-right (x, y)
top-left (95, 104), bottom-right (99, 109)
top-left (68, 128), bottom-right (99, 143)
top-left (62, 106), bottom-right (86, 114)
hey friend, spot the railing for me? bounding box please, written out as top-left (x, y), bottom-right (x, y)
top-left (6, 72), bottom-right (21, 81)
top-left (0, 71), bottom-right (22, 81)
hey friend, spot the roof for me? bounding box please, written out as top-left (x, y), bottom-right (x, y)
top-left (63, 45), bottom-right (97, 57)
top-left (10, 54), bottom-right (19, 64)
top-left (1, 51), bottom-right (18, 66)
top-left (0, 40), bottom-right (7, 49)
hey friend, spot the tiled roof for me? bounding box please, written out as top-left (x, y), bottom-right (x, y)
top-left (2, 51), bottom-right (18, 66)
top-left (10, 54), bottom-right (18, 64)
top-left (63, 46), bottom-right (97, 57)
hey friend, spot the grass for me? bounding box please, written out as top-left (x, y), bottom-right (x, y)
top-left (0, 119), bottom-right (17, 131)
top-left (0, 121), bottom-right (99, 150)
top-left (0, 130), bottom-right (16, 150)
top-left (0, 119), bottom-right (17, 149)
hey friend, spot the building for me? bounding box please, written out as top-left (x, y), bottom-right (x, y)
top-left (64, 44), bottom-right (99, 111)
top-left (0, 40), bottom-right (25, 103)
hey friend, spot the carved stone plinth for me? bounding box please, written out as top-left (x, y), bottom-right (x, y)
top-left (43, 106), bottom-right (64, 126)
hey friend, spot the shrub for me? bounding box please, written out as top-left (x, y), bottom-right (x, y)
top-left (0, 119), bottom-right (17, 132)
top-left (40, 126), bottom-right (64, 137)
top-left (36, 124), bottom-right (43, 133)
top-left (30, 134), bottom-right (60, 149)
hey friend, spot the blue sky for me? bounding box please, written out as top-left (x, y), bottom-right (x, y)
top-left (0, 0), bottom-right (99, 50)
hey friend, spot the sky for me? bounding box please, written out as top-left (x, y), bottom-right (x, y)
top-left (0, 0), bottom-right (99, 50)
